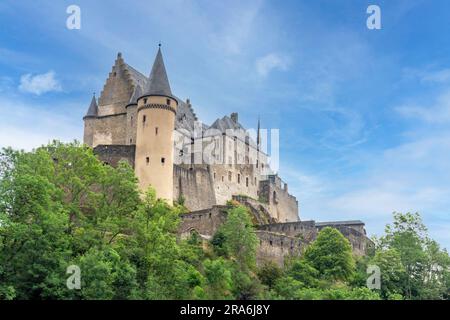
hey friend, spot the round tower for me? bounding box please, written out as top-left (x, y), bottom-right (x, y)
top-left (135, 46), bottom-right (178, 202)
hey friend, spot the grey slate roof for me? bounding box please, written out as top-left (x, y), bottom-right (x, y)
top-left (207, 115), bottom-right (258, 148)
top-left (84, 95), bottom-right (98, 117)
top-left (143, 48), bottom-right (173, 98)
top-left (128, 85), bottom-right (143, 105)
top-left (125, 63), bottom-right (148, 89)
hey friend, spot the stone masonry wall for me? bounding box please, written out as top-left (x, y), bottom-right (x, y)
top-left (179, 206), bottom-right (306, 266)
top-left (174, 165), bottom-right (217, 211)
top-left (259, 176), bottom-right (299, 223)
top-left (91, 114), bottom-right (127, 147)
top-left (93, 144), bottom-right (135, 168)
top-left (256, 231), bottom-right (305, 266)
top-left (258, 221), bottom-right (317, 242)
top-left (179, 206), bottom-right (228, 239)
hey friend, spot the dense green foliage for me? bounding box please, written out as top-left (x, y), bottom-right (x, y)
top-left (0, 142), bottom-right (449, 300)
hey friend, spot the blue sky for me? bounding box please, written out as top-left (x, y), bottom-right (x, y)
top-left (1, 0), bottom-right (450, 249)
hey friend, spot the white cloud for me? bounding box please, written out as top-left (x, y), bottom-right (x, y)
top-left (255, 53), bottom-right (290, 77)
top-left (19, 71), bottom-right (61, 95)
top-left (0, 96), bottom-right (82, 151)
top-left (421, 68), bottom-right (450, 83)
top-left (395, 90), bottom-right (450, 124)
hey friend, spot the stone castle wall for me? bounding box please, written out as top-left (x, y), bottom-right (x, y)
top-left (256, 231), bottom-right (305, 266)
top-left (259, 175), bottom-right (299, 223)
top-left (174, 165), bottom-right (217, 211)
top-left (89, 114), bottom-right (128, 147)
top-left (93, 144), bottom-right (135, 168)
top-left (179, 206), bottom-right (306, 266)
top-left (211, 163), bottom-right (259, 206)
top-left (179, 206), bottom-right (228, 239)
top-left (258, 220), bottom-right (317, 242)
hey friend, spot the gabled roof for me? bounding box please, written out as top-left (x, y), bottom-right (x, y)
top-left (84, 95), bottom-right (98, 118)
top-left (210, 115), bottom-right (245, 132)
top-left (143, 47), bottom-right (173, 98)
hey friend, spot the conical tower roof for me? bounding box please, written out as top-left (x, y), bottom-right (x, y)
top-left (84, 94), bottom-right (98, 118)
top-left (143, 47), bottom-right (173, 98)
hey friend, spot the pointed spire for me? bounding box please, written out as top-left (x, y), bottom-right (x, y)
top-left (127, 85), bottom-right (142, 106)
top-left (143, 46), bottom-right (173, 97)
top-left (84, 93), bottom-right (98, 118)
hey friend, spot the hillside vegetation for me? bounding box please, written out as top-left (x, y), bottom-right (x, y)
top-left (0, 142), bottom-right (449, 300)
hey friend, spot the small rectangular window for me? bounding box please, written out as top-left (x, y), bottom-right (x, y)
top-left (166, 99), bottom-right (171, 105)
top-left (161, 157), bottom-right (165, 164)
top-left (238, 174), bottom-right (241, 184)
top-left (155, 127), bottom-right (158, 135)
top-left (146, 157), bottom-right (150, 164)
top-left (143, 115), bottom-right (146, 123)
top-left (246, 177), bottom-right (249, 187)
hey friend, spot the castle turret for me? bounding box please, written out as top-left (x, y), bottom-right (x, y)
top-left (83, 94), bottom-right (98, 147)
top-left (135, 46), bottom-right (178, 202)
top-left (126, 85), bottom-right (142, 145)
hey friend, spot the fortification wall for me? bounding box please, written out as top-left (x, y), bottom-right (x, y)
top-left (210, 163), bottom-right (259, 206)
top-left (90, 114), bottom-right (127, 147)
top-left (174, 165), bottom-right (217, 211)
top-left (258, 220), bottom-right (317, 242)
top-left (256, 231), bottom-right (305, 266)
top-left (232, 195), bottom-right (274, 225)
top-left (259, 178), bottom-right (299, 223)
top-left (93, 144), bottom-right (135, 168)
top-left (179, 206), bottom-right (227, 239)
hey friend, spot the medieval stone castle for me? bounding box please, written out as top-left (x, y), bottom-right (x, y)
top-left (83, 47), bottom-right (372, 265)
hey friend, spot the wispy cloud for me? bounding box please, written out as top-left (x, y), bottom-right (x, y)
top-left (0, 95), bottom-right (82, 150)
top-left (255, 53), bottom-right (290, 77)
top-left (19, 71), bottom-right (62, 95)
top-left (421, 68), bottom-right (450, 83)
top-left (395, 90), bottom-right (450, 124)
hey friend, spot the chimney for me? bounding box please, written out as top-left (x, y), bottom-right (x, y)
top-left (231, 112), bottom-right (238, 123)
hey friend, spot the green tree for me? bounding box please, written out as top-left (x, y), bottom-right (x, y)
top-left (221, 205), bottom-right (258, 270)
top-left (203, 258), bottom-right (234, 299)
top-left (370, 249), bottom-right (406, 299)
top-left (379, 212), bottom-right (450, 299)
top-left (257, 261), bottom-right (283, 289)
top-left (304, 227), bottom-right (355, 282)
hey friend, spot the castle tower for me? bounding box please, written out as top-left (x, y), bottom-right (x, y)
top-left (135, 46), bottom-right (178, 202)
top-left (83, 94), bottom-right (98, 147)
